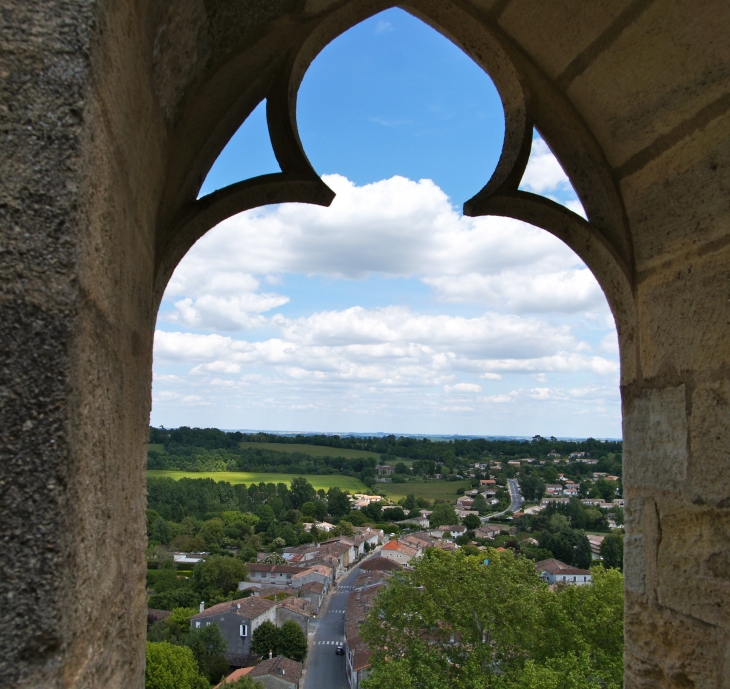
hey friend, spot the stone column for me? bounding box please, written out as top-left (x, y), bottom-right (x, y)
top-left (622, 103), bottom-right (730, 687)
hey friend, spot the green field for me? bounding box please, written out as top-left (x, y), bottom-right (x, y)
top-left (381, 479), bottom-right (472, 503)
top-left (238, 442), bottom-right (383, 461)
top-left (146, 470), bottom-right (368, 492)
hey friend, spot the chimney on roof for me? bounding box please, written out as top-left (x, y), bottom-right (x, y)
top-left (199, 602), bottom-right (204, 613)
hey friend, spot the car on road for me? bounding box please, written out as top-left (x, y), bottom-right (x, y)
top-left (335, 645), bottom-right (345, 655)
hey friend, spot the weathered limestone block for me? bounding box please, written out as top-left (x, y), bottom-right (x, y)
top-left (624, 386), bottom-right (688, 495)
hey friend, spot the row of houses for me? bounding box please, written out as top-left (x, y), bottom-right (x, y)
top-left (344, 560), bottom-right (398, 688)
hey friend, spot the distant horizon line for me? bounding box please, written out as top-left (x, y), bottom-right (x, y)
top-left (154, 425), bottom-right (622, 442)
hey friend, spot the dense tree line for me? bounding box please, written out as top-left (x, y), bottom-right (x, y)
top-left (150, 427), bottom-right (622, 465)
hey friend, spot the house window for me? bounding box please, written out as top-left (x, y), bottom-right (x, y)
top-left (195, 621), bottom-right (200, 629)
top-left (240, 624), bottom-right (248, 637)
top-left (206, 622), bottom-right (210, 626)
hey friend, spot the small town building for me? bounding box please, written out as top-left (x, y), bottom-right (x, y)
top-left (380, 539), bottom-right (418, 564)
top-left (190, 597), bottom-right (277, 657)
top-left (276, 597), bottom-right (311, 635)
top-left (535, 558), bottom-right (592, 586)
top-left (246, 564), bottom-right (306, 586)
top-left (248, 655), bottom-right (303, 689)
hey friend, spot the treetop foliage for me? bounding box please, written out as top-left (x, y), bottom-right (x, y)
top-left (360, 549), bottom-right (623, 689)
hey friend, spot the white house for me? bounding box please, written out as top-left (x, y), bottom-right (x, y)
top-left (535, 558), bottom-right (592, 585)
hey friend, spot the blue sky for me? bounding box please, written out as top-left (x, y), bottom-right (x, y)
top-left (152, 8), bottom-right (621, 438)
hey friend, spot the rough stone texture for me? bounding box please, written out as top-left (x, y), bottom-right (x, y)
top-left (0, 1), bottom-right (728, 687)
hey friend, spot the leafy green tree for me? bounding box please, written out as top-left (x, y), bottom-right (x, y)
top-left (200, 518), bottom-right (224, 544)
top-left (395, 462), bottom-right (409, 474)
top-left (547, 513), bottom-right (570, 533)
top-left (278, 620), bottom-right (308, 661)
top-left (182, 624), bottom-right (230, 683)
top-left (532, 566), bottom-right (623, 687)
top-left (280, 524), bottom-right (298, 547)
top-left (251, 620), bottom-right (280, 657)
top-left (361, 551), bottom-right (623, 689)
top-left (153, 517), bottom-right (172, 545)
top-left (462, 514), bottom-right (481, 530)
top-left (518, 475), bottom-right (545, 502)
top-left (237, 545), bottom-right (258, 563)
top-left (225, 677), bottom-right (265, 689)
top-left (600, 533), bottom-right (624, 570)
top-left (494, 652), bottom-right (615, 689)
top-left (404, 493), bottom-right (417, 511)
top-left (263, 553), bottom-right (287, 565)
top-left (573, 533), bottom-right (592, 570)
top-left (382, 507), bottom-right (405, 522)
top-left (290, 477), bottom-right (316, 509)
top-left (471, 494), bottom-right (490, 514)
top-left (192, 556), bottom-right (248, 599)
top-left (148, 587), bottom-right (200, 611)
top-left (254, 504), bottom-right (276, 533)
top-left (428, 502), bottom-right (458, 528)
top-left (327, 487), bottom-right (351, 518)
top-left (145, 641), bottom-right (208, 689)
top-left (301, 500), bottom-right (328, 521)
top-left (596, 479), bottom-right (617, 501)
top-left (333, 520), bottom-right (354, 537)
top-left (166, 608), bottom-right (199, 637)
top-left (345, 509), bottom-right (368, 526)
top-left (361, 548), bottom-right (545, 687)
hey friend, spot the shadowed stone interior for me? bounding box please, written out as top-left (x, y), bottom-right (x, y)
top-left (0, 1), bottom-right (728, 687)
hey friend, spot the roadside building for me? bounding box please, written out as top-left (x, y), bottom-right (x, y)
top-left (474, 525), bottom-right (502, 540)
top-left (290, 564), bottom-right (332, 594)
top-left (246, 564), bottom-right (306, 586)
top-left (358, 556), bottom-right (402, 573)
top-left (298, 581), bottom-right (325, 612)
top-left (430, 525), bottom-right (467, 540)
top-left (248, 655), bottom-right (302, 689)
top-left (190, 597), bottom-right (277, 657)
top-left (380, 539), bottom-right (418, 564)
top-left (276, 597), bottom-right (311, 635)
top-left (587, 534), bottom-right (605, 560)
top-left (344, 583), bottom-right (386, 689)
top-left (541, 496), bottom-right (570, 506)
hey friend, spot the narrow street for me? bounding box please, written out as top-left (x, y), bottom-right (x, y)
top-left (302, 560), bottom-right (368, 689)
top-left (486, 478), bottom-right (523, 519)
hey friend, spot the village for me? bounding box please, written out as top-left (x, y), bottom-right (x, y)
top-left (148, 452), bottom-right (624, 689)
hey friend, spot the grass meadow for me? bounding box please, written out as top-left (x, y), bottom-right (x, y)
top-left (146, 470), bottom-right (368, 493)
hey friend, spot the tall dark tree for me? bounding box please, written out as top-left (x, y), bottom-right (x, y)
top-left (182, 624), bottom-right (229, 684)
top-left (278, 620), bottom-right (308, 662)
top-left (326, 487), bottom-right (351, 518)
top-left (600, 533), bottom-right (624, 570)
top-left (463, 514), bottom-right (481, 530)
top-left (518, 475), bottom-right (545, 502)
top-left (251, 620), bottom-right (280, 657)
top-left (289, 477), bottom-right (316, 509)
